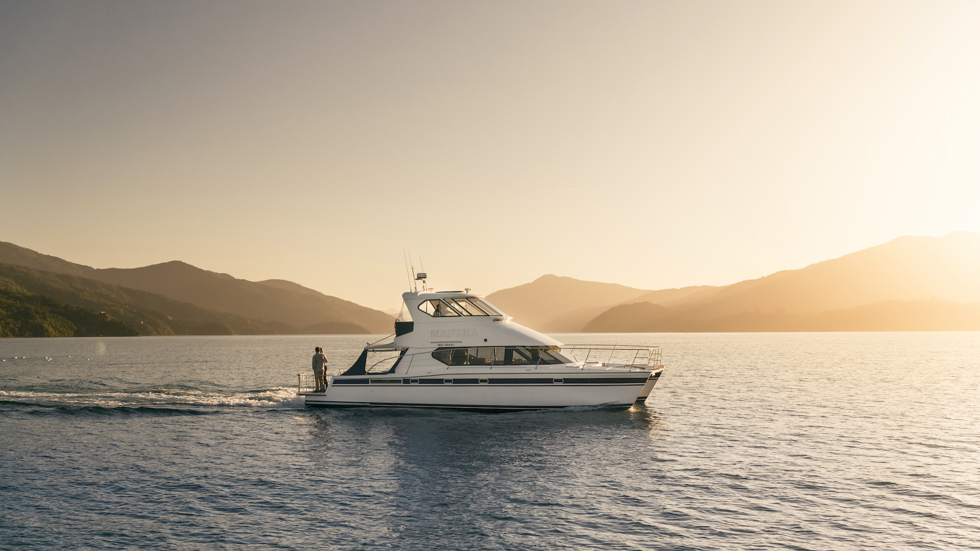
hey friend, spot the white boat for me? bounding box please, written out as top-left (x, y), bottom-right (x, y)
top-left (299, 275), bottom-right (664, 411)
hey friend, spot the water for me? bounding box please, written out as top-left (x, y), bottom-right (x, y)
top-left (1, 333), bottom-right (978, 550)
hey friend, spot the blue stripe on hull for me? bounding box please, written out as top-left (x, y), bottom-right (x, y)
top-left (303, 401), bottom-right (635, 412)
top-left (330, 377), bottom-right (651, 386)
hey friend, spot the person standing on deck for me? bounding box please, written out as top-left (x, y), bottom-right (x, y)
top-left (312, 347), bottom-right (328, 392)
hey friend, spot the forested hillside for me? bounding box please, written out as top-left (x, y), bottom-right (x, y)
top-left (0, 289), bottom-right (138, 337)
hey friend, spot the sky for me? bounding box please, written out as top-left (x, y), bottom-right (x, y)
top-left (2, 0), bottom-right (980, 311)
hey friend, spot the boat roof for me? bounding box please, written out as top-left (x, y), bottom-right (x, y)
top-left (403, 290), bottom-right (483, 300)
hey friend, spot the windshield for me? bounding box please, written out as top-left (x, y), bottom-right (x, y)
top-left (417, 297), bottom-right (503, 317)
top-left (470, 298), bottom-right (503, 316)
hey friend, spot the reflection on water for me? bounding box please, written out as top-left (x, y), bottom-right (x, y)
top-left (1, 333), bottom-right (978, 549)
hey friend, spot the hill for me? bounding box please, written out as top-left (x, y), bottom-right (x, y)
top-left (485, 275), bottom-right (652, 331)
top-left (0, 263), bottom-right (300, 335)
top-left (584, 232), bottom-right (980, 332)
top-left (0, 288), bottom-right (138, 337)
top-left (584, 299), bottom-right (980, 332)
top-left (485, 275), bottom-right (717, 331)
top-left (673, 231), bottom-right (980, 319)
top-left (0, 242), bottom-right (393, 333)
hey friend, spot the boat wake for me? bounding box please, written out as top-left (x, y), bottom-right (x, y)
top-left (0, 387), bottom-right (306, 410)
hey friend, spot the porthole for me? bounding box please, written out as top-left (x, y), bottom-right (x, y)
top-left (410, 378), bottom-right (419, 384)
top-left (443, 378), bottom-right (453, 384)
top-left (553, 378), bottom-right (564, 384)
top-left (478, 378), bottom-right (489, 384)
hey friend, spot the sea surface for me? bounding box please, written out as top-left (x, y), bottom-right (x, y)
top-left (1, 333), bottom-right (978, 550)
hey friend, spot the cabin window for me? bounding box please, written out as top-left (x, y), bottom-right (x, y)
top-left (416, 297), bottom-right (502, 317)
top-left (396, 302), bottom-right (413, 322)
top-left (470, 298), bottom-right (503, 316)
top-left (462, 347), bottom-right (487, 365)
top-left (431, 348), bottom-right (450, 365)
top-left (446, 298), bottom-right (485, 316)
top-left (419, 299), bottom-right (460, 317)
top-left (430, 346), bottom-right (569, 366)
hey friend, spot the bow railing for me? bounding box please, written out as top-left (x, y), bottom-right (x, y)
top-left (560, 345), bottom-right (663, 370)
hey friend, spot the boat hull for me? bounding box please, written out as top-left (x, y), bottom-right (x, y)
top-left (302, 369), bottom-right (663, 411)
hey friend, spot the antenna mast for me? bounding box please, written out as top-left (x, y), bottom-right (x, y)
top-left (402, 250), bottom-right (413, 291)
top-left (409, 253), bottom-right (417, 293)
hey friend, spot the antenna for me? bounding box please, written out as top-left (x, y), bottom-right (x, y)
top-left (402, 250), bottom-right (413, 291)
top-left (409, 251), bottom-right (417, 293)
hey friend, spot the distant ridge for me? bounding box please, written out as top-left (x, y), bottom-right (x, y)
top-left (0, 242), bottom-right (393, 334)
top-left (0, 263), bottom-right (300, 335)
top-left (486, 275), bottom-right (718, 332)
top-left (483, 232), bottom-right (980, 332)
top-left (583, 232), bottom-right (980, 332)
top-left (485, 275), bottom-right (653, 331)
top-left (583, 299), bottom-right (980, 332)
top-left (668, 232), bottom-right (980, 318)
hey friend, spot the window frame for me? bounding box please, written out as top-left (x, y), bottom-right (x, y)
top-left (418, 299), bottom-right (462, 317)
top-left (430, 346), bottom-right (569, 367)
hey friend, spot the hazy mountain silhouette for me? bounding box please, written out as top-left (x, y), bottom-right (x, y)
top-left (0, 242), bottom-right (393, 333)
top-left (584, 232), bottom-right (980, 332)
top-left (486, 275), bottom-right (652, 331)
top-left (486, 275), bottom-right (717, 331)
top-left (584, 299), bottom-right (980, 332)
top-left (582, 302), bottom-right (674, 332)
top-left (629, 285), bottom-right (726, 310)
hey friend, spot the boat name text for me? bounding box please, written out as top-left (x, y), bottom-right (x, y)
top-left (430, 329), bottom-right (479, 339)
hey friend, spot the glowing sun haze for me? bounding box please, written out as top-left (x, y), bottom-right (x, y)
top-left (2, 0), bottom-right (979, 310)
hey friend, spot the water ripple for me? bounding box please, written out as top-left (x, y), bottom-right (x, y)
top-left (1, 333), bottom-right (979, 549)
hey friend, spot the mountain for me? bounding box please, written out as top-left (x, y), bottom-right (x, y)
top-left (0, 263), bottom-right (296, 335)
top-left (627, 285), bottom-right (725, 310)
top-left (0, 287), bottom-right (138, 337)
top-left (672, 231), bottom-right (980, 319)
top-left (485, 275), bottom-right (652, 331)
top-left (485, 275), bottom-right (718, 331)
top-left (584, 232), bottom-right (980, 332)
top-left (582, 302), bottom-right (674, 332)
top-left (584, 299), bottom-right (980, 332)
top-left (0, 242), bottom-right (393, 333)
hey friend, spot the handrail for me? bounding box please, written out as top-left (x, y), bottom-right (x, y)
top-left (366, 354), bottom-right (401, 373)
top-left (559, 344), bottom-right (664, 369)
top-left (365, 334), bottom-right (396, 347)
top-left (297, 373), bottom-right (329, 393)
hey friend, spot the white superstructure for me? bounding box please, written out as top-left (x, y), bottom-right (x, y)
top-left (300, 282), bottom-right (664, 411)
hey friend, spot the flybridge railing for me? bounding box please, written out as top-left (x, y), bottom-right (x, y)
top-left (561, 345), bottom-right (664, 370)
